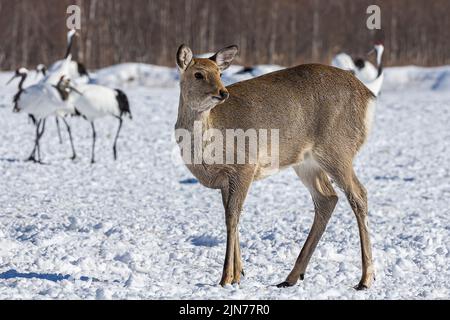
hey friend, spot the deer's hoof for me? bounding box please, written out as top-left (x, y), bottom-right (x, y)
top-left (220, 281), bottom-right (233, 287)
top-left (355, 273), bottom-right (375, 290)
top-left (220, 277), bottom-right (233, 287)
top-left (354, 283), bottom-right (369, 291)
top-left (220, 279), bottom-right (240, 287)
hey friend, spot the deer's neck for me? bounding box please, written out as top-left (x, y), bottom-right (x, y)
top-left (175, 94), bottom-right (218, 181)
top-left (175, 94), bottom-right (212, 133)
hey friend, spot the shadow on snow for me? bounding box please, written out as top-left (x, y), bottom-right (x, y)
top-left (0, 269), bottom-right (94, 283)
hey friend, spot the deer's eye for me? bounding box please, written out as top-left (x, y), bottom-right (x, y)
top-left (194, 72), bottom-right (204, 80)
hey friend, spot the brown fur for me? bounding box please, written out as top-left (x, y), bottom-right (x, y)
top-left (175, 45), bottom-right (376, 289)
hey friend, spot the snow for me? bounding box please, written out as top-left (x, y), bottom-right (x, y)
top-left (0, 62), bottom-right (449, 300)
top-left (92, 63), bottom-right (178, 88)
top-left (384, 65), bottom-right (450, 91)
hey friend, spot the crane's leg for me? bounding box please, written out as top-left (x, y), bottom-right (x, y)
top-left (90, 121), bottom-right (96, 164)
top-left (55, 117), bottom-right (63, 144)
top-left (113, 116), bottom-right (123, 161)
top-left (27, 120), bottom-right (41, 162)
top-left (36, 119), bottom-right (46, 163)
top-left (62, 118), bottom-right (76, 160)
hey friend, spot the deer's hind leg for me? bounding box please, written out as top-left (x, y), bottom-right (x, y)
top-left (336, 170), bottom-right (374, 290)
top-left (315, 153), bottom-right (375, 290)
top-left (278, 155), bottom-right (338, 287)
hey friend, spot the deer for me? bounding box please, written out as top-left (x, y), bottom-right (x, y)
top-left (175, 44), bottom-right (378, 290)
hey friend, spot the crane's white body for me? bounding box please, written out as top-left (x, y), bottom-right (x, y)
top-left (355, 61), bottom-right (378, 83)
top-left (69, 84), bottom-right (122, 120)
top-left (364, 72), bottom-right (384, 97)
top-left (331, 53), bottom-right (356, 71)
top-left (15, 83), bottom-right (73, 119)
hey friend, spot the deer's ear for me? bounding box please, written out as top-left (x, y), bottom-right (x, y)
top-left (210, 45), bottom-right (238, 72)
top-left (176, 44), bottom-right (193, 72)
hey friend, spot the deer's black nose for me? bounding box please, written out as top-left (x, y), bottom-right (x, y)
top-left (219, 90), bottom-right (229, 100)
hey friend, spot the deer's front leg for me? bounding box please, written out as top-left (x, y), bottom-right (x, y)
top-left (220, 207), bottom-right (239, 286)
top-left (220, 172), bottom-right (253, 286)
top-left (221, 190), bottom-right (244, 284)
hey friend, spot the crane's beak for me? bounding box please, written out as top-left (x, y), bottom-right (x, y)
top-left (6, 75), bottom-right (17, 85)
top-left (69, 85), bottom-right (83, 96)
top-left (367, 48), bottom-right (375, 56)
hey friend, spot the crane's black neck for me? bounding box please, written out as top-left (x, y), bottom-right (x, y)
top-left (377, 61), bottom-right (384, 78)
top-left (18, 73), bottom-right (27, 90)
top-left (65, 35), bottom-right (74, 58)
top-left (14, 73), bottom-right (28, 106)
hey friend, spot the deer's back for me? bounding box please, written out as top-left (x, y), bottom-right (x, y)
top-left (211, 64), bottom-right (375, 167)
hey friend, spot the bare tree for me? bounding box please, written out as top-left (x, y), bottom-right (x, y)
top-left (0, 0), bottom-right (448, 70)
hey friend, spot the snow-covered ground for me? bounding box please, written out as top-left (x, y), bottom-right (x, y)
top-left (0, 62), bottom-right (449, 299)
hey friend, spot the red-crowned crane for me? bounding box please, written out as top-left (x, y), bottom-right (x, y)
top-left (65, 82), bottom-right (132, 164)
top-left (7, 69), bottom-right (78, 163)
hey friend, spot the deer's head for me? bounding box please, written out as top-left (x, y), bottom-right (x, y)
top-left (176, 44), bottom-right (238, 113)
